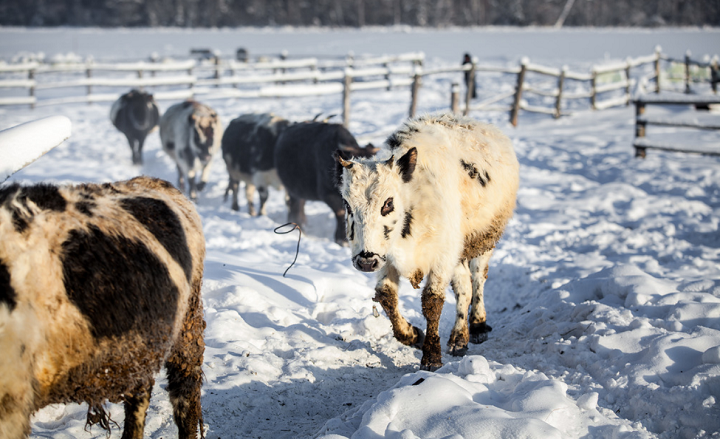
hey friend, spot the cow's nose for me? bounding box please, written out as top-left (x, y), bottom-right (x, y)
top-left (358, 258), bottom-right (378, 272)
top-left (354, 251), bottom-right (380, 272)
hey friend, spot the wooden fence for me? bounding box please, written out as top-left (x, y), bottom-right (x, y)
top-left (1, 47), bottom-right (717, 127)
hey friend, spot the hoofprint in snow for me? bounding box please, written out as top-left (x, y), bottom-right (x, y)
top-left (1, 28), bottom-right (718, 439)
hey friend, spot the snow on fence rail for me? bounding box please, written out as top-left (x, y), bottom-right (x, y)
top-left (0, 116), bottom-right (72, 181)
top-left (0, 48), bottom-right (717, 127)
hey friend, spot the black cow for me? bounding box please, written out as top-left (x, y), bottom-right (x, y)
top-left (110, 89), bottom-right (160, 165)
top-left (222, 113), bottom-right (290, 215)
top-left (274, 122), bottom-right (378, 245)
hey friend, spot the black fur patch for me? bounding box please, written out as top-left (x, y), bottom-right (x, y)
top-left (120, 197), bottom-right (192, 281)
top-left (386, 133), bottom-right (402, 149)
top-left (76, 201), bottom-right (96, 217)
top-left (0, 259), bottom-right (16, 311)
top-left (401, 210), bottom-right (413, 238)
top-left (397, 148), bottom-right (417, 183)
top-left (461, 160), bottom-right (488, 187)
top-left (383, 226), bottom-right (392, 240)
top-left (61, 225), bottom-right (179, 340)
top-left (1, 184), bottom-right (67, 233)
top-left (349, 221), bottom-right (355, 241)
top-left (167, 141), bottom-right (175, 151)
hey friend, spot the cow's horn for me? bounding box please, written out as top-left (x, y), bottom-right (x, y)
top-left (334, 150), bottom-right (354, 169)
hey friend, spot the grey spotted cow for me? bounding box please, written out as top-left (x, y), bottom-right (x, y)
top-left (336, 114), bottom-right (519, 370)
top-left (160, 100), bottom-right (222, 201)
top-left (0, 176), bottom-right (206, 439)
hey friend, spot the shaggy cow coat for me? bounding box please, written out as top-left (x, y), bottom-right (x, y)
top-left (110, 89), bottom-right (160, 165)
top-left (0, 176), bottom-right (206, 439)
top-left (336, 114), bottom-right (519, 370)
top-left (221, 113), bottom-right (290, 215)
top-left (160, 100), bottom-right (222, 201)
top-left (274, 121), bottom-right (378, 244)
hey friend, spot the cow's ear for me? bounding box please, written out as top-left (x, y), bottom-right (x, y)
top-left (397, 147), bottom-right (417, 183)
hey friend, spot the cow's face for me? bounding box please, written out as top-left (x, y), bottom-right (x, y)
top-left (337, 148), bottom-right (417, 273)
top-left (189, 112), bottom-right (218, 161)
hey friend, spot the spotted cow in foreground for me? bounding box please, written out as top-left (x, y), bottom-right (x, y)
top-left (221, 113), bottom-right (290, 215)
top-left (336, 114), bottom-right (519, 370)
top-left (110, 89), bottom-right (160, 165)
top-left (0, 176), bottom-right (206, 439)
top-left (160, 100), bottom-right (222, 201)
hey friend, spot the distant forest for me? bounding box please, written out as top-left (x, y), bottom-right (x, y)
top-left (1, 0), bottom-right (718, 28)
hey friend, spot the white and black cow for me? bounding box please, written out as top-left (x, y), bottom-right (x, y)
top-left (110, 89), bottom-right (160, 165)
top-left (221, 113), bottom-right (290, 215)
top-left (274, 121), bottom-right (378, 244)
top-left (0, 176), bottom-right (206, 439)
top-left (336, 114), bottom-right (519, 370)
top-left (160, 100), bottom-right (222, 201)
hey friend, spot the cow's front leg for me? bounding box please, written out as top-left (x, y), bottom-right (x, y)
top-left (421, 271), bottom-right (448, 371)
top-left (469, 250), bottom-right (494, 344)
top-left (448, 260), bottom-right (472, 356)
top-left (176, 164), bottom-right (186, 192)
top-left (187, 169), bottom-right (198, 201)
top-left (244, 181), bottom-right (257, 216)
top-left (197, 161), bottom-right (214, 192)
top-left (374, 264), bottom-right (424, 348)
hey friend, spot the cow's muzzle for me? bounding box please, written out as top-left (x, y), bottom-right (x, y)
top-left (353, 251), bottom-right (382, 273)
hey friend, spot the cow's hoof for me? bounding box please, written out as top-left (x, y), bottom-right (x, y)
top-left (231, 204), bottom-right (239, 212)
top-left (449, 343), bottom-right (468, 357)
top-left (412, 326), bottom-right (425, 350)
top-left (469, 322), bottom-right (492, 344)
top-left (420, 362), bottom-right (442, 372)
top-left (196, 182), bottom-right (206, 192)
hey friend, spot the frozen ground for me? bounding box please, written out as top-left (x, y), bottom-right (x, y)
top-left (1, 27), bottom-right (719, 439)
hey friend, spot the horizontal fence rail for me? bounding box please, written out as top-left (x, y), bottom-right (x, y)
top-left (0, 47), bottom-right (717, 127)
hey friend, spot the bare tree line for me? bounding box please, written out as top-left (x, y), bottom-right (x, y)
top-left (1, 0), bottom-right (717, 27)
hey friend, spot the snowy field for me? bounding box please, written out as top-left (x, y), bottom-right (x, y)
top-left (2, 27), bottom-right (720, 439)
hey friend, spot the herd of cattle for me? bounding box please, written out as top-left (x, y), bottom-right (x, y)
top-left (0, 88), bottom-right (519, 438)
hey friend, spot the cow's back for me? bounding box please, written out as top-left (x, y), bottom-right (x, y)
top-left (0, 176), bottom-right (204, 409)
top-left (223, 113), bottom-right (286, 175)
top-left (275, 122), bottom-right (348, 200)
top-left (387, 115), bottom-right (519, 261)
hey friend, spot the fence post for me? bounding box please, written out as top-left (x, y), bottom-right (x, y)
top-left (509, 58), bottom-right (527, 127)
top-left (712, 55), bottom-right (718, 95)
top-left (150, 53), bottom-right (157, 78)
top-left (685, 50), bottom-right (691, 94)
top-left (463, 61), bottom-right (476, 116)
top-left (384, 62), bottom-right (391, 91)
top-left (409, 66), bottom-right (422, 118)
top-left (214, 55), bottom-right (221, 88)
top-left (590, 69), bottom-right (597, 110)
top-left (342, 68), bottom-right (352, 128)
top-left (654, 45), bottom-right (662, 94)
top-left (625, 58), bottom-right (632, 106)
top-left (450, 82), bottom-right (460, 114)
top-left (555, 66), bottom-right (566, 119)
top-left (137, 68), bottom-right (143, 91)
top-left (635, 101), bottom-right (647, 158)
top-left (85, 57), bottom-right (93, 105)
top-left (28, 68), bottom-right (35, 110)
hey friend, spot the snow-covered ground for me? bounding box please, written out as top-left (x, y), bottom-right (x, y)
top-left (2, 27), bottom-right (720, 439)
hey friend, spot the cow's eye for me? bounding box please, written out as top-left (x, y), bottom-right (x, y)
top-left (343, 199), bottom-right (352, 216)
top-left (381, 198), bottom-right (394, 216)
